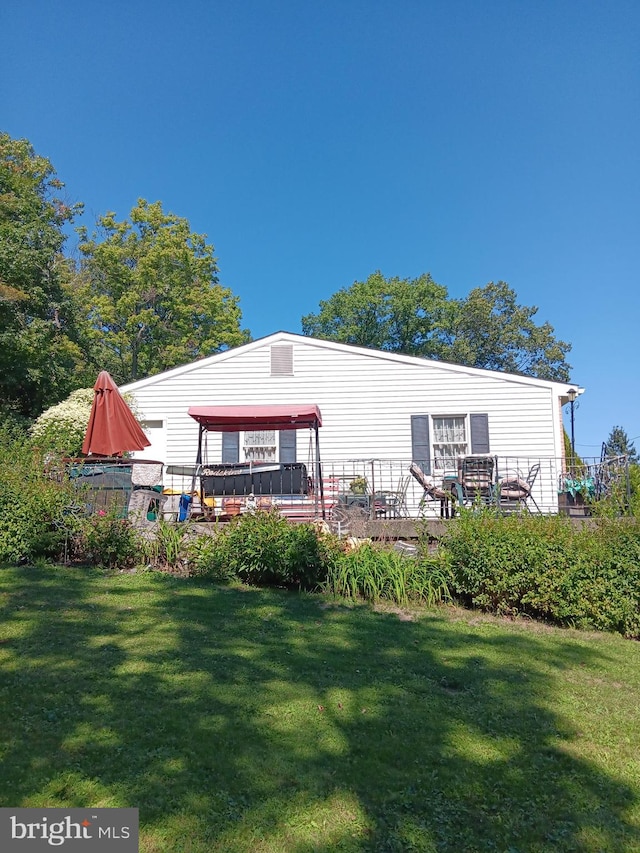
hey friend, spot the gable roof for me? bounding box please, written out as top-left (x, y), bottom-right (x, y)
top-left (121, 330), bottom-right (582, 401)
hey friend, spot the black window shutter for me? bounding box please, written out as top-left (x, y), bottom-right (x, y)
top-left (411, 415), bottom-right (431, 475)
top-left (470, 414), bottom-right (490, 454)
top-left (279, 430), bottom-right (296, 463)
top-left (222, 432), bottom-right (239, 464)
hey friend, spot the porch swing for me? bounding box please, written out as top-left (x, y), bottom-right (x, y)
top-left (186, 404), bottom-right (325, 521)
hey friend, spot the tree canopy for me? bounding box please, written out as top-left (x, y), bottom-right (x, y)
top-left (72, 199), bottom-right (249, 384)
top-left (0, 133), bottom-right (85, 419)
top-left (442, 281), bottom-right (571, 381)
top-left (302, 271), bottom-right (452, 358)
top-left (302, 272), bottom-right (571, 381)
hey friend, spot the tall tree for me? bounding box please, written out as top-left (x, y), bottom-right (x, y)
top-left (604, 425), bottom-right (638, 463)
top-left (302, 271), bottom-right (452, 358)
top-left (442, 282), bottom-right (571, 381)
top-left (302, 273), bottom-right (571, 381)
top-left (0, 133), bottom-right (84, 419)
top-left (73, 200), bottom-right (249, 384)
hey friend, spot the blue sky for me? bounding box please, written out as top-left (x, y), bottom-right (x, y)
top-left (3, 0), bottom-right (639, 458)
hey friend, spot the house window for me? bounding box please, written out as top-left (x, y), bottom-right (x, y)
top-left (432, 416), bottom-right (467, 471)
top-left (243, 430), bottom-right (276, 462)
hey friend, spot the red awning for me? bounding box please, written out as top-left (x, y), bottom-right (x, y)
top-left (188, 404), bottom-right (322, 432)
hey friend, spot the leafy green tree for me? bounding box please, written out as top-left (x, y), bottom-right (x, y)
top-left (443, 282), bottom-right (571, 381)
top-left (0, 133), bottom-right (85, 419)
top-left (73, 199), bottom-right (249, 384)
top-left (604, 426), bottom-right (638, 463)
top-left (302, 273), bottom-right (571, 381)
top-left (302, 271), bottom-right (452, 357)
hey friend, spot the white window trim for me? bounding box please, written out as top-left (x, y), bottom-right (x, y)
top-left (431, 414), bottom-right (469, 472)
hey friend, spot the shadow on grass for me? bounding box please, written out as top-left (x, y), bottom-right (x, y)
top-left (0, 565), bottom-right (638, 852)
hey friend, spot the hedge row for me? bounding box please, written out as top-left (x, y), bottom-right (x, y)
top-left (438, 512), bottom-right (640, 637)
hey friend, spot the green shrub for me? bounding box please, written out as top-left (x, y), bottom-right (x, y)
top-left (565, 519), bottom-right (640, 635)
top-left (188, 532), bottom-right (237, 583)
top-left (438, 510), bottom-right (640, 636)
top-left (191, 510), bottom-right (333, 589)
top-left (326, 542), bottom-right (452, 606)
top-left (83, 510), bottom-right (144, 570)
top-left (0, 425), bottom-right (76, 563)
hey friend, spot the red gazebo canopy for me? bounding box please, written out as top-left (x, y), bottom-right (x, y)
top-left (188, 404), bottom-right (322, 432)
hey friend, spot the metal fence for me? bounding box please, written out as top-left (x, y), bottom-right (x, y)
top-left (315, 455), bottom-right (631, 518)
top-left (61, 454), bottom-right (631, 523)
top-left (159, 454), bottom-right (631, 521)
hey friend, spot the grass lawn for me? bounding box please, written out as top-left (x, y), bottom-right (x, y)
top-left (1, 565), bottom-right (639, 852)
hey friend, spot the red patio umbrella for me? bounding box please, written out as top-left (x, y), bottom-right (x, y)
top-left (82, 371), bottom-right (151, 457)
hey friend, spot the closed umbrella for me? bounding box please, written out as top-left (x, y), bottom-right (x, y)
top-left (82, 371), bottom-right (151, 457)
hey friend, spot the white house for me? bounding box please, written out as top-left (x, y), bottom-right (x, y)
top-left (121, 331), bottom-right (581, 514)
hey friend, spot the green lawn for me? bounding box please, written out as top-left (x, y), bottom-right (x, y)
top-left (1, 565), bottom-right (639, 852)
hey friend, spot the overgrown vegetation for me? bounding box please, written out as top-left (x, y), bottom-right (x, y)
top-left (589, 461), bottom-right (640, 518)
top-left (0, 425), bottom-right (74, 563)
top-left (84, 511), bottom-right (143, 571)
top-left (191, 509), bottom-right (335, 590)
top-left (143, 518), bottom-right (192, 576)
top-left (325, 542), bottom-right (451, 606)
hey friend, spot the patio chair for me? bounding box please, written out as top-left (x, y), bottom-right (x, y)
top-left (498, 463), bottom-right (541, 513)
top-left (409, 462), bottom-right (451, 518)
top-left (128, 461), bottom-right (166, 525)
top-left (454, 455), bottom-right (497, 508)
top-left (381, 475), bottom-right (410, 518)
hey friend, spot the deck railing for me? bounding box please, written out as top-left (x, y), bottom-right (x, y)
top-left (62, 454), bottom-right (631, 523)
top-left (318, 455), bottom-right (631, 518)
top-left (159, 454), bottom-right (631, 520)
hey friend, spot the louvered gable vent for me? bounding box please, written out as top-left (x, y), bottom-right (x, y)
top-left (270, 344), bottom-right (293, 376)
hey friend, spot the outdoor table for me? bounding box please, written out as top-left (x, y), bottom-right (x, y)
top-left (337, 493), bottom-right (388, 518)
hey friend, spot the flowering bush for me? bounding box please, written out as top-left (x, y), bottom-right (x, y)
top-left (30, 388), bottom-right (94, 458)
top-left (31, 387), bottom-right (143, 459)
